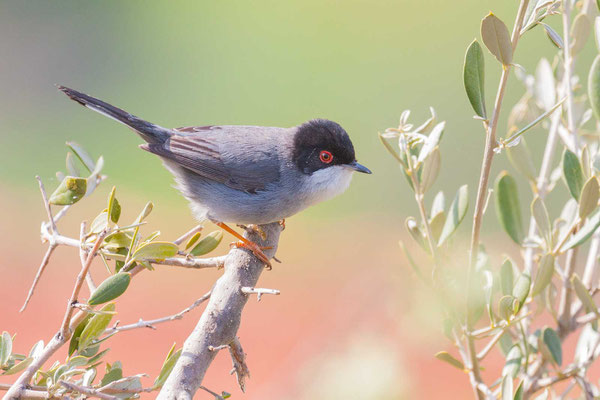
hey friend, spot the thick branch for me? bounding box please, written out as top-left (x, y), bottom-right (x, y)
top-left (157, 222), bottom-right (283, 400)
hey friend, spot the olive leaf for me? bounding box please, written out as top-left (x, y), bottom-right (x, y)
top-left (49, 176), bottom-right (87, 206)
top-left (495, 171), bottom-right (524, 244)
top-left (589, 55), bottom-right (600, 121)
top-left (531, 197), bottom-right (551, 247)
top-left (153, 343), bottom-right (183, 389)
top-left (500, 258), bottom-right (514, 296)
top-left (563, 208), bottom-right (600, 250)
top-left (563, 149), bottom-right (585, 201)
top-left (579, 177), bottom-right (599, 219)
top-left (542, 327), bottom-right (562, 365)
top-left (131, 242), bottom-right (178, 262)
top-left (463, 39), bottom-right (487, 118)
top-left (531, 255), bottom-right (554, 297)
top-left (507, 138), bottom-right (536, 182)
top-left (88, 273), bottom-right (131, 306)
top-left (437, 185), bottom-right (469, 245)
top-left (190, 231), bottom-right (223, 256)
top-left (419, 146), bottom-right (441, 193)
top-left (481, 13), bottom-right (513, 66)
top-left (434, 351), bottom-right (464, 370)
top-left (78, 303), bottom-right (115, 351)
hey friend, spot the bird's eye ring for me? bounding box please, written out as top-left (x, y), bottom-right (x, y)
top-left (319, 150), bottom-right (333, 164)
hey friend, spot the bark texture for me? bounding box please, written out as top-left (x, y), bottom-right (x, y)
top-left (157, 222), bottom-right (283, 400)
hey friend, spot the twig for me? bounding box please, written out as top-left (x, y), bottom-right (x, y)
top-left (59, 381), bottom-right (117, 400)
top-left (558, 247), bottom-right (578, 335)
top-left (146, 255), bottom-right (227, 270)
top-left (199, 386), bottom-right (225, 400)
top-left (36, 176), bottom-right (57, 234)
top-left (60, 228), bottom-right (109, 340)
top-left (241, 286), bottom-right (280, 301)
top-left (477, 329), bottom-right (505, 360)
top-left (103, 290), bottom-right (211, 335)
top-left (79, 222), bottom-right (96, 293)
top-left (0, 384), bottom-right (51, 399)
top-left (19, 244), bottom-right (57, 312)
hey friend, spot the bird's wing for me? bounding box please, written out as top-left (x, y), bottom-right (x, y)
top-left (141, 125), bottom-right (283, 193)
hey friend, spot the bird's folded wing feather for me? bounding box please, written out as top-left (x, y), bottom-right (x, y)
top-left (141, 126), bottom-right (282, 193)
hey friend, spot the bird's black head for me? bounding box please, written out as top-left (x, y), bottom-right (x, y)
top-left (292, 119), bottom-right (370, 175)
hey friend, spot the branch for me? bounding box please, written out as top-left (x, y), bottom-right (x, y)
top-left (173, 225), bottom-right (203, 246)
top-left (60, 229), bottom-right (109, 339)
top-left (241, 286), bottom-right (280, 301)
top-left (228, 337), bottom-right (250, 392)
top-left (59, 381), bottom-right (117, 400)
top-left (103, 291), bottom-right (211, 334)
top-left (156, 222), bottom-right (283, 399)
top-left (465, 2), bottom-right (530, 398)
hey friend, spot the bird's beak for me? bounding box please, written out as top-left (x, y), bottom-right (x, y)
top-left (347, 161), bottom-right (372, 174)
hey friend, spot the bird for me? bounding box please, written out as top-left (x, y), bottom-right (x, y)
top-left (58, 86), bottom-right (371, 269)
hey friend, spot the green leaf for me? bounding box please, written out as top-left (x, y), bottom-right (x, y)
top-left (132, 241), bottom-right (179, 262)
top-left (419, 146), bottom-right (441, 193)
top-left (190, 231), bottom-right (223, 256)
top-left (481, 13), bottom-right (513, 66)
top-left (135, 202), bottom-right (154, 224)
top-left (3, 357), bottom-right (33, 375)
top-left (463, 39), bottom-right (487, 118)
top-left (437, 185), bottom-right (469, 245)
top-left (88, 273), bottom-right (131, 306)
top-left (66, 141), bottom-right (95, 173)
top-left (434, 351), bottom-right (464, 370)
top-left (589, 55), bottom-right (600, 122)
top-left (89, 211), bottom-right (109, 235)
top-left (153, 343), bottom-right (182, 389)
top-left (66, 152), bottom-right (81, 177)
top-left (563, 207), bottom-right (600, 250)
top-left (499, 295), bottom-right (517, 321)
top-left (514, 380), bottom-right (524, 400)
top-left (500, 258), bottom-right (514, 296)
top-left (69, 315), bottom-right (92, 356)
top-left (531, 255), bottom-right (554, 297)
top-left (571, 14), bottom-right (591, 56)
top-left (502, 345), bottom-right (522, 378)
top-left (495, 171), bottom-right (524, 244)
top-left (531, 197), bottom-right (551, 246)
top-left (563, 149), bottom-right (584, 201)
top-left (506, 139), bottom-right (536, 182)
top-left (541, 23), bottom-right (563, 49)
top-left (100, 361), bottom-right (123, 387)
top-left (571, 273), bottom-right (598, 315)
top-left (107, 187), bottom-right (121, 224)
top-left (0, 332), bottom-right (12, 366)
top-left (429, 211), bottom-right (446, 243)
top-left (185, 232), bottom-right (202, 251)
top-left (502, 375), bottom-right (513, 400)
top-left (48, 176), bottom-right (87, 206)
top-left (512, 273), bottom-right (531, 312)
top-left (78, 303), bottom-right (115, 351)
top-left (417, 122), bottom-right (445, 164)
top-left (579, 177), bottom-right (599, 219)
top-left (542, 327), bottom-right (562, 365)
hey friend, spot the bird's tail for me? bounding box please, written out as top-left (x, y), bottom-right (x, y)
top-left (58, 86), bottom-right (172, 144)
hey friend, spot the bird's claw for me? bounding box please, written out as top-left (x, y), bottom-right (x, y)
top-left (230, 241), bottom-right (273, 270)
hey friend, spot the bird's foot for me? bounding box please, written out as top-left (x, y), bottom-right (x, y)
top-left (278, 219), bottom-right (286, 230)
top-left (237, 224), bottom-right (267, 240)
top-left (230, 240), bottom-right (273, 270)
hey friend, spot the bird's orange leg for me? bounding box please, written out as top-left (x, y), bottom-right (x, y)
top-left (215, 222), bottom-right (273, 269)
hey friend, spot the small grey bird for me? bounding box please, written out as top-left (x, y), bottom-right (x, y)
top-left (58, 86), bottom-right (371, 268)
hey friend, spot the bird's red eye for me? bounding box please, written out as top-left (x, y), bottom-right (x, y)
top-left (319, 150), bottom-right (333, 164)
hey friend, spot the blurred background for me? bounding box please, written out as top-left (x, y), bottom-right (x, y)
top-left (1, 1), bottom-right (599, 398)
